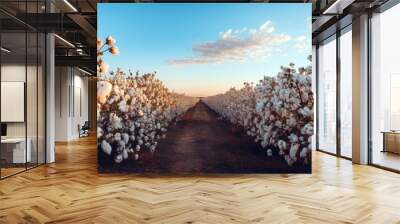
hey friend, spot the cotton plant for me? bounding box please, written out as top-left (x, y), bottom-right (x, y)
top-left (97, 36), bottom-right (119, 77)
top-left (204, 57), bottom-right (313, 166)
top-left (97, 69), bottom-right (198, 164)
top-left (97, 36), bottom-right (197, 164)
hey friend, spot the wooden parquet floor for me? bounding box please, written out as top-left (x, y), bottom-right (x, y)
top-left (1, 136), bottom-right (400, 224)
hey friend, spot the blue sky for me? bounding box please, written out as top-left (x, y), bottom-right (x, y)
top-left (98, 3), bottom-right (311, 97)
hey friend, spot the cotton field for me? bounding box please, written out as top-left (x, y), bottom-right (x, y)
top-left (203, 60), bottom-right (313, 166)
top-left (97, 69), bottom-right (198, 164)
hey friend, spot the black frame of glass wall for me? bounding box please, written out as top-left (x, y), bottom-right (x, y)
top-left (0, 0), bottom-right (47, 179)
top-left (315, 21), bottom-right (353, 161)
top-left (367, 0), bottom-right (400, 173)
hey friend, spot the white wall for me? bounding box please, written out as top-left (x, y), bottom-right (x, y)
top-left (54, 67), bottom-right (89, 141)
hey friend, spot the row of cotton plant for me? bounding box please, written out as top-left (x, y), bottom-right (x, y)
top-left (97, 69), bottom-right (198, 164)
top-left (203, 59), bottom-right (313, 166)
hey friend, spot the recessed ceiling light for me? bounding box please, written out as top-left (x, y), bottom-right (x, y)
top-left (78, 67), bottom-right (93, 76)
top-left (1, 47), bottom-right (11, 53)
top-left (63, 0), bottom-right (78, 12)
top-left (54, 34), bottom-right (75, 48)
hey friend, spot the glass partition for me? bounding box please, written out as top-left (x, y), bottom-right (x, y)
top-left (317, 35), bottom-right (337, 154)
top-left (370, 3), bottom-right (400, 171)
top-left (339, 27), bottom-right (352, 158)
top-left (1, 30), bottom-right (28, 177)
top-left (0, 1), bottom-right (46, 179)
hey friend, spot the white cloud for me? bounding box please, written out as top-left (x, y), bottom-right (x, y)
top-left (167, 21), bottom-right (291, 66)
top-left (292, 35), bottom-right (310, 53)
top-left (294, 35), bottom-right (306, 42)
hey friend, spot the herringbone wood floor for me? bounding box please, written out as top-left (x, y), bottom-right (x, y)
top-left (0, 136), bottom-right (400, 224)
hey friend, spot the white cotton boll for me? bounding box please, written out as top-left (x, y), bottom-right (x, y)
top-left (285, 155), bottom-right (295, 166)
top-left (122, 149), bottom-right (128, 159)
top-left (118, 140), bottom-right (125, 147)
top-left (122, 133), bottom-right (129, 144)
top-left (139, 128), bottom-right (144, 135)
top-left (115, 154), bottom-right (123, 163)
top-left (286, 116), bottom-right (296, 127)
top-left (161, 128), bottom-right (167, 132)
top-left (301, 123), bottom-right (314, 136)
top-left (111, 114), bottom-right (123, 130)
top-left (97, 81), bottom-right (112, 103)
top-left (138, 139), bottom-right (143, 145)
top-left (150, 146), bottom-right (156, 153)
top-left (101, 140), bottom-right (112, 155)
top-left (300, 147), bottom-right (309, 158)
top-left (144, 136), bottom-right (149, 141)
top-left (261, 140), bottom-right (267, 148)
top-left (97, 127), bottom-right (103, 138)
top-left (278, 140), bottom-right (287, 151)
top-left (118, 100), bottom-right (128, 112)
top-left (266, 149), bottom-right (272, 156)
top-left (290, 144), bottom-right (299, 160)
top-left (114, 132), bottom-right (121, 141)
top-left (134, 154), bottom-right (139, 160)
top-left (138, 110), bottom-right (144, 117)
top-left (135, 145), bottom-right (141, 151)
top-left (130, 135), bottom-right (135, 141)
top-left (288, 134), bottom-right (298, 143)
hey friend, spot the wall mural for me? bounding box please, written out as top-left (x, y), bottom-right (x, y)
top-left (97, 3), bottom-right (313, 173)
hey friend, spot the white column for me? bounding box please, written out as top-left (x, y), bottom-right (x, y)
top-left (312, 45), bottom-right (317, 150)
top-left (46, 32), bottom-right (55, 163)
top-left (352, 14), bottom-right (369, 164)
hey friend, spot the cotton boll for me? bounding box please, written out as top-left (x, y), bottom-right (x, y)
top-left (97, 81), bottom-right (112, 103)
top-left (114, 132), bottom-right (121, 142)
top-left (111, 114), bottom-right (123, 130)
top-left (150, 146), bottom-right (156, 154)
top-left (134, 154), bottom-right (139, 160)
top-left (300, 147), bottom-right (309, 158)
top-left (101, 140), bottom-right (112, 155)
top-left (290, 144), bottom-right (299, 160)
top-left (135, 145), bottom-right (141, 152)
top-left (97, 127), bottom-right (103, 138)
top-left (266, 149), bottom-right (272, 156)
top-left (118, 100), bottom-right (128, 113)
top-left (115, 154), bottom-right (123, 163)
top-left (122, 149), bottom-right (128, 159)
top-left (122, 133), bottom-right (129, 144)
top-left (130, 135), bottom-right (135, 142)
top-left (288, 134), bottom-right (298, 143)
top-left (278, 140), bottom-right (287, 151)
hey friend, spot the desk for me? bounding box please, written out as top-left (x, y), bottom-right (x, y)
top-left (1, 138), bottom-right (31, 163)
top-left (381, 131), bottom-right (400, 154)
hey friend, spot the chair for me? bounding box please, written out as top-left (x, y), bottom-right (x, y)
top-left (79, 121), bottom-right (90, 138)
